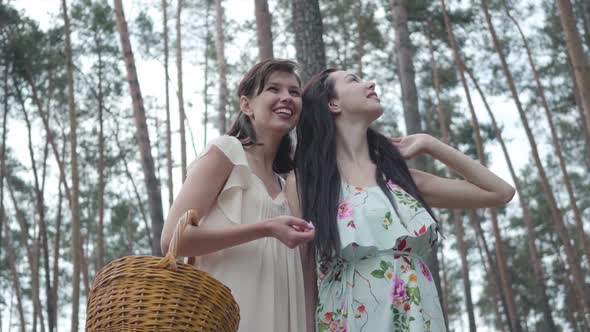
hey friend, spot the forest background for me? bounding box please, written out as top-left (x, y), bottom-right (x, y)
top-left (2, 0), bottom-right (590, 331)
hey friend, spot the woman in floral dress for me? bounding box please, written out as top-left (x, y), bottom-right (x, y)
top-left (286, 69), bottom-right (515, 331)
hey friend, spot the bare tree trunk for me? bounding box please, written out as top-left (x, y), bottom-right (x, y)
top-left (567, 55), bottom-right (590, 170)
top-left (292, 0), bottom-right (327, 82)
top-left (62, 1), bottom-right (82, 328)
top-left (176, 0), bottom-right (187, 179)
top-left (162, 0), bottom-right (174, 206)
top-left (551, 235), bottom-right (590, 331)
top-left (481, 0), bottom-right (590, 321)
top-left (254, 0), bottom-right (273, 60)
top-left (4, 222), bottom-right (27, 332)
top-left (557, 0), bottom-right (590, 135)
top-left (470, 211), bottom-right (506, 332)
top-left (469, 210), bottom-right (512, 331)
top-left (96, 36), bottom-right (106, 271)
top-left (391, 0), bottom-right (422, 140)
top-left (505, 4), bottom-right (590, 282)
top-left (0, 57), bottom-right (8, 263)
top-left (7, 173), bottom-right (43, 332)
top-left (215, 0), bottom-right (229, 133)
top-left (17, 86), bottom-right (48, 332)
top-left (114, 0), bottom-right (164, 256)
top-left (585, 0), bottom-right (590, 48)
top-left (427, 23), bottom-right (451, 327)
top-left (41, 72), bottom-right (55, 332)
top-left (203, 0), bottom-right (212, 146)
top-left (114, 124), bottom-right (153, 245)
top-left (453, 210), bottom-right (476, 332)
top-left (52, 175), bottom-right (64, 331)
top-left (439, 250), bottom-right (450, 324)
top-left (466, 68), bottom-right (557, 332)
top-left (127, 206), bottom-right (134, 255)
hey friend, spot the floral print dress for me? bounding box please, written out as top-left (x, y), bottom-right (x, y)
top-left (316, 181), bottom-right (445, 332)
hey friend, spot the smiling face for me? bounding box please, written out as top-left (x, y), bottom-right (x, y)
top-left (327, 70), bottom-right (383, 123)
top-left (240, 70), bottom-right (302, 136)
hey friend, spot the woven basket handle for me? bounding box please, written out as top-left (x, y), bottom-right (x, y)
top-left (158, 209), bottom-right (201, 271)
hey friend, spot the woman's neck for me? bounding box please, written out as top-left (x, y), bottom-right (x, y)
top-left (245, 129), bottom-right (283, 174)
top-left (335, 122), bottom-right (371, 167)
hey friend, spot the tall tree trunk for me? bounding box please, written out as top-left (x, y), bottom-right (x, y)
top-left (41, 71), bottom-right (55, 332)
top-left (7, 173), bottom-right (44, 332)
top-left (4, 222), bottom-right (26, 332)
top-left (427, 22), bottom-right (450, 326)
top-left (17, 86), bottom-right (48, 332)
top-left (52, 175), bottom-right (64, 331)
top-left (481, 0), bottom-right (590, 321)
top-left (62, 0), bottom-right (82, 332)
top-left (0, 56), bottom-right (8, 265)
top-left (96, 36), bottom-right (106, 271)
top-left (466, 68), bottom-right (557, 331)
top-left (292, 0), bottom-right (327, 82)
top-left (62, 1), bottom-right (82, 328)
top-left (505, 4), bottom-right (590, 281)
top-left (203, 0), bottom-right (212, 146)
top-left (0, 65), bottom-right (5, 332)
top-left (254, 0), bottom-right (273, 60)
top-left (470, 211), bottom-right (506, 332)
top-left (439, 249), bottom-right (450, 323)
top-left (176, 0), bottom-right (187, 179)
top-left (215, 0), bottom-right (229, 133)
top-left (579, 0), bottom-right (590, 50)
top-left (557, 0), bottom-right (590, 135)
top-left (114, 0), bottom-right (164, 256)
top-left (162, 0), bottom-right (174, 206)
top-left (127, 206), bottom-right (134, 255)
top-left (391, 0), bottom-right (422, 141)
top-left (441, 2), bottom-right (521, 330)
top-left (567, 55), bottom-right (590, 170)
top-left (114, 123), bottom-right (153, 244)
top-left (454, 210), bottom-right (476, 332)
top-left (391, 0), bottom-right (443, 314)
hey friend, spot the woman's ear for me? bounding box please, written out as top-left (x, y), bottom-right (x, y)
top-left (328, 98), bottom-right (341, 114)
top-left (240, 96), bottom-right (255, 119)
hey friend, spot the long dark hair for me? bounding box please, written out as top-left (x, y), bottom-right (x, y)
top-left (227, 59), bottom-right (302, 174)
top-left (294, 69), bottom-right (438, 263)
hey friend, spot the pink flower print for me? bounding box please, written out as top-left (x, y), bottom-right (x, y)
top-left (419, 260), bottom-right (433, 282)
top-left (390, 276), bottom-right (406, 307)
top-left (347, 220), bottom-right (356, 229)
top-left (414, 224), bottom-right (427, 236)
top-left (351, 242), bottom-right (359, 249)
top-left (338, 199), bottom-right (353, 219)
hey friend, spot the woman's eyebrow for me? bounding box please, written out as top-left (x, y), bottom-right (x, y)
top-left (345, 73), bottom-right (360, 80)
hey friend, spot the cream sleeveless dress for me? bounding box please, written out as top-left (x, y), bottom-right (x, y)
top-left (188, 135), bottom-right (307, 332)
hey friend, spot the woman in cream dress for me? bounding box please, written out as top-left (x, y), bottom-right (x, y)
top-left (161, 59), bottom-right (315, 332)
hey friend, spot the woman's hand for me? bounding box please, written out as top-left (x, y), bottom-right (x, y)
top-left (390, 133), bottom-right (437, 160)
top-left (266, 216), bottom-right (315, 249)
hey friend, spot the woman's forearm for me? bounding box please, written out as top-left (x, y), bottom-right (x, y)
top-left (425, 137), bottom-right (515, 199)
top-left (163, 221), bottom-right (270, 257)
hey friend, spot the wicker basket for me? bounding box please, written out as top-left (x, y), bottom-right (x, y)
top-left (86, 210), bottom-right (240, 331)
